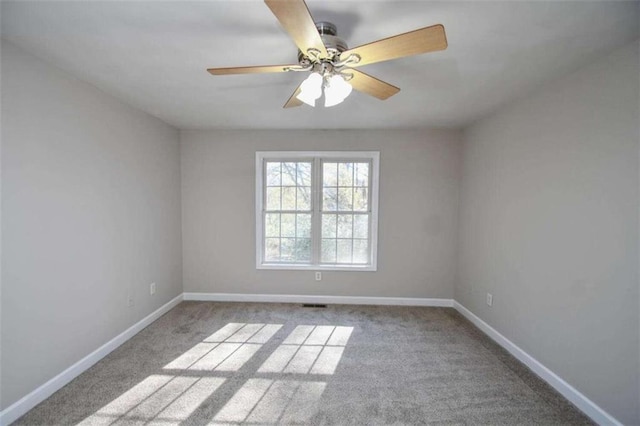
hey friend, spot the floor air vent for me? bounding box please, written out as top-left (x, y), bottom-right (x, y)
top-left (302, 304), bottom-right (327, 308)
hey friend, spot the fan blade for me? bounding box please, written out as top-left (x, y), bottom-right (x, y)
top-left (265, 0), bottom-right (328, 59)
top-left (346, 69), bottom-right (400, 100)
top-left (283, 84), bottom-right (304, 108)
top-left (340, 24), bottom-right (447, 67)
top-left (208, 64), bottom-right (298, 75)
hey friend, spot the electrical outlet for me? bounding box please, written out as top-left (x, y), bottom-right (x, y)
top-left (150, 282), bottom-right (156, 295)
top-left (486, 293), bottom-right (493, 307)
top-left (315, 272), bottom-right (322, 281)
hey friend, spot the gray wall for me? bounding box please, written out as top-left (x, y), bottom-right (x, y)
top-left (181, 129), bottom-right (460, 299)
top-left (0, 42), bottom-right (182, 409)
top-left (457, 41), bottom-right (639, 424)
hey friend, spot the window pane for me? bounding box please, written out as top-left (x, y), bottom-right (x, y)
top-left (297, 187), bottom-right (311, 211)
top-left (355, 163), bottom-right (369, 187)
top-left (265, 238), bottom-right (280, 261)
top-left (338, 163), bottom-right (353, 187)
top-left (337, 188), bottom-right (353, 211)
top-left (266, 162), bottom-right (281, 186)
top-left (282, 187), bottom-right (296, 210)
top-left (322, 214), bottom-right (337, 238)
top-left (323, 162), bottom-right (337, 187)
top-left (281, 214), bottom-right (295, 237)
top-left (265, 213), bottom-right (280, 237)
top-left (353, 239), bottom-right (369, 264)
top-left (321, 239), bottom-right (337, 263)
top-left (337, 214), bottom-right (353, 238)
top-left (295, 238), bottom-right (311, 262)
top-left (281, 162), bottom-right (297, 185)
top-left (353, 214), bottom-right (369, 239)
top-left (281, 238), bottom-right (295, 261)
top-left (296, 214), bottom-right (311, 238)
top-left (337, 239), bottom-right (352, 263)
top-left (353, 187), bottom-right (368, 211)
top-left (297, 163), bottom-right (311, 186)
top-left (266, 187), bottom-right (281, 210)
top-left (323, 188), bottom-right (337, 211)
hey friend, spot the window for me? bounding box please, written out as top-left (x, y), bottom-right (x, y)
top-left (256, 152), bottom-right (379, 271)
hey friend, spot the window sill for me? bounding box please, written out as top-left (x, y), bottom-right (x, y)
top-left (257, 263), bottom-right (377, 272)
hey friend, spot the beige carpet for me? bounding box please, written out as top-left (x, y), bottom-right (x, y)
top-left (14, 302), bottom-right (593, 425)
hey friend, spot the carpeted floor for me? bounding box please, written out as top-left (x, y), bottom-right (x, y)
top-left (14, 302), bottom-right (593, 425)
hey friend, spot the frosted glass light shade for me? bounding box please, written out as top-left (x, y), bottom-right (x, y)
top-left (324, 75), bottom-right (353, 107)
top-left (296, 72), bottom-right (323, 107)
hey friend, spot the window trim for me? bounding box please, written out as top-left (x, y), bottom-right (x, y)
top-left (256, 151), bottom-right (379, 271)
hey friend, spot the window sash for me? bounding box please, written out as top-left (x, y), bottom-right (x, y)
top-left (319, 212), bottom-right (371, 265)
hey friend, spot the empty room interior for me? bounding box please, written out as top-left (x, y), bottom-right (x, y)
top-left (1, 1), bottom-right (639, 425)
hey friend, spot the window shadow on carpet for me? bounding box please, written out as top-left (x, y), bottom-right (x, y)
top-left (77, 322), bottom-right (354, 425)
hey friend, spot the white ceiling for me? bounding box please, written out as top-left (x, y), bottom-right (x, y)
top-left (2, 1), bottom-right (638, 130)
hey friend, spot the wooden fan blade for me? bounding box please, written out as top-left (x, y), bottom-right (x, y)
top-left (283, 84), bottom-right (304, 108)
top-left (346, 69), bottom-right (400, 100)
top-left (340, 24), bottom-right (447, 67)
top-left (207, 64), bottom-right (298, 75)
top-left (265, 0), bottom-right (328, 58)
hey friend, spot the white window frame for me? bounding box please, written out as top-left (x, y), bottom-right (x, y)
top-left (256, 151), bottom-right (379, 271)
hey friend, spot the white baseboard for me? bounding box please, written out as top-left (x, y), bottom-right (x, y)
top-left (453, 301), bottom-right (621, 426)
top-left (183, 292), bottom-right (454, 307)
top-left (0, 294), bottom-right (184, 426)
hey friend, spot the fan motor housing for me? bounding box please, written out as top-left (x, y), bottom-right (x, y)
top-left (298, 22), bottom-right (348, 66)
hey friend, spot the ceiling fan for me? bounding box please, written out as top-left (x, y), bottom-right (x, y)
top-left (207, 0), bottom-right (447, 108)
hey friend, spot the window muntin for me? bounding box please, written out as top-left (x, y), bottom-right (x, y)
top-left (257, 152), bottom-right (379, 271)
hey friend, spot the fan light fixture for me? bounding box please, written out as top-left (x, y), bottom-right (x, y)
top-left (296, 72), bottom-right (353, 107)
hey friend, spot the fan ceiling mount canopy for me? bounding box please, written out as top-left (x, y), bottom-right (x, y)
top-left (207, 0), bottom-right (448, 108)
